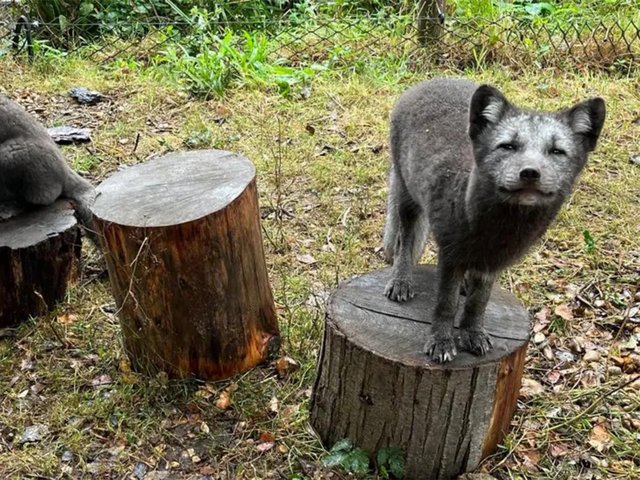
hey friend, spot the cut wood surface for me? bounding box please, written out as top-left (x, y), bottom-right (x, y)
top-left (311, 265), bottom-right (529, 480)
top-left (0, 200), bottom-right (81, 327)
top-left (91, 149), bottom-right (280, 379)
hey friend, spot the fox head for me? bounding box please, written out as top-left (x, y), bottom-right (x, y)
top-left (467, 85), bottom-right (606, 207)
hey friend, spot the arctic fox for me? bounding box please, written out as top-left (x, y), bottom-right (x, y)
top-left (383, 78), bottom-right (605, 363)
top-left (0, 94), bottom-right (97, 242)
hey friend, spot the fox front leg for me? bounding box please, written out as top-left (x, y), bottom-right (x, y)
top-left (457, 271), bottom-right (495, 356)
top-left (424, 258), bottom-right (463, 362)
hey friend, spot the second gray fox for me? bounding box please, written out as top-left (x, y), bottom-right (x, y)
top-left (383, 77), bottom-right (605, 363)
top-left (0, 94), bottom-right (97, 242)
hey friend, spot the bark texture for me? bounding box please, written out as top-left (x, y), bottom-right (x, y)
top-left (0, 200), bottom-right (81, 327)
top-left (311, 265), bottom-right (529, 480)
top-left (91, 150), bottom-right (279, 379)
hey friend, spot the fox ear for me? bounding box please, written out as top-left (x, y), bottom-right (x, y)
top-left (564, 97), bottom-right (606, 151)
top-left (469, 84), bottom-right (509, 141)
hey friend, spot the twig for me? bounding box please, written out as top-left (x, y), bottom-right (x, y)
top-left (543, 374), bottom-right (640, 433)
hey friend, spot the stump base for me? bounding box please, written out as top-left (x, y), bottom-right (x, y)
top-left (0, 200), bottom-right (81, 327)
top-left (311, 265), bottom-right (529, 480)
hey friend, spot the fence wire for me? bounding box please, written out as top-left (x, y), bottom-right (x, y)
top-left (2, 7), bottom-right (639, 72)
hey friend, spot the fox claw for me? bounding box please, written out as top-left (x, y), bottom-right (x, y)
top-left (424, 335), bottom-right (457, 363)
top-left (385, 278), bottom-right (415, 302)
top-left (458, 328), bottom-right (493, 356)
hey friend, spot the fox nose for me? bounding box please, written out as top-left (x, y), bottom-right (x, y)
top-left (519, 167), bottom-right (541, 182)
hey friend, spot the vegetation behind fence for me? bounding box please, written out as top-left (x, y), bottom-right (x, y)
top-left (1, 1), bottom-right (639, 99)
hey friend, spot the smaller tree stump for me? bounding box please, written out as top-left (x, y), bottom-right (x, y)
top-left (0, 200), bottom-right (82, 328)
top-left (91, 149), bottom-right (280, 380)
top-left (311, 265), bottom-right (529, 480)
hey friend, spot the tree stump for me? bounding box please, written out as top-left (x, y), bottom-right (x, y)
top-left (311, 265), bottom-right (529, 480)
top-left (91, 149), bottom-right (280, 380)
top-left (0, 200), bottom-right (81, 328)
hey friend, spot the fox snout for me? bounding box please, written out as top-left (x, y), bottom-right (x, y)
top-left (519, 167), bottom-right (540, 182)
top-left (497, 163), bottom-right (559, 206)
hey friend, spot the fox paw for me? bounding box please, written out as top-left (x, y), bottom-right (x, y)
top-left (423, 335), bottom-right (457, 363)
top-left (458, 328), bottom-right (493, 356)
top-left (385, 277), bottom-right (414, 302)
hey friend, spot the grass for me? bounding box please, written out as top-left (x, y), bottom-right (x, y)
top-left (0, 41), bottom-right (639, 479)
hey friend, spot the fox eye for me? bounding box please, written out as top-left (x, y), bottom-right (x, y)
top-left (498, 143), bottom-right (517, 151)
top-left (551, 147), bottom-right (566, 155)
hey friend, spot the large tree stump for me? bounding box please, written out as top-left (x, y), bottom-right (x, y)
top-left (0, 200), bottom-right (81, 327)
top-left (311, 265), bottom-right (529, 480)
top-left (91, 149), bottom-right (279, 379)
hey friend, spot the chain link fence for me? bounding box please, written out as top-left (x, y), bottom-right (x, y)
top-left (1, 3), bottom-right (639, 72)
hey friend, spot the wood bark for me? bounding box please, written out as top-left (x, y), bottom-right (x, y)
top-left (0, 200), bottom-right (81, 327)
top-left (311, 265), bottom-right (529, 480)
top-left (91, 149), bottom-right (279, 380)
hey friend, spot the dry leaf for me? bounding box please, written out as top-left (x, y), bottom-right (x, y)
top-left (275, 356), bottom-right (299, 377)
top-left (278, 443), bottom-right (289, 454)
top-left (269, 395), bottom-right (279, 414)
top-left (588, 423), bottom-right (613, 452)
top-left (260, 432), bottom-right (276, 443)
top-left (200, 422), bottom-right (210, 434)
top-left (520, 377), bottom-right (545, 398)
top-left (549, 442), bottom-right (571, 458)
top-left (91, 374), bottom-right (112, 387)
top-left (519, 449), bottom-right (541, 472)
top-left (296, 253), bottom-right (317, 265)
top-left (215, 383), bottom-right (238, 410)
top-left (199, 466), bottom-right (216, 475)
top-left (57, 312), bottom-right (78, 325)
top-left (554, 304), bottom-right (574, 321)
top-left (30, 383), bottom-right (45, 395)
top-left (20, 357), bottom-right (33, 371)
top-left (533, 307), bottom-right (550, 332)
top-left (547, 370), bottom-right (561, 384)
top-left (257, 442), bottom-right (275, 453)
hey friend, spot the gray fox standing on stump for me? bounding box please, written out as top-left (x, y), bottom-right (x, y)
top-left (383, 77), bottom-right (605, 363)
top-left (0, 94), bottom-right (98, 243)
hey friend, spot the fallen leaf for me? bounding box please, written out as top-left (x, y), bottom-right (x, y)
top-left (588, 423), bottom-right (613, 452)
top-left (533, 307), bottom-right (550, 332)
top-left (57, 312), bottom-right (78, 324)
top-left (554, 304), bottom-right (574, 321)
top-left (199, 465), bottom-right (216, 475)
top-left (30, 383), bottom-right (45, 395)
top-left (91, 374), bottom-right (112, 387)
top-left (215, 383), bottom-right (238, 410)
top-left (547, 370), bottom-right (561, 384)
top-left (520, 377), bottom-right (545, 398)
top-left (520, 449), bottom-right (541, 472)
top-left (257, 442), bottom-right (275, 453)
top-left (20, 357), bottom-right (33, 371)
top-left (275, 356), bottom-right (299, 377)
top-left (296, 253), bottom-right (317, 265)
top-left (278, 444), bottom-right (289, 454)
top-left (260, 432), bottom-right (276, 443)
top-left (549, 442), bottom-right (571, 458)
top-left (200, 422), bottom-right (210, 434)
top-left (269, 395), bottom-right (279, 414)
